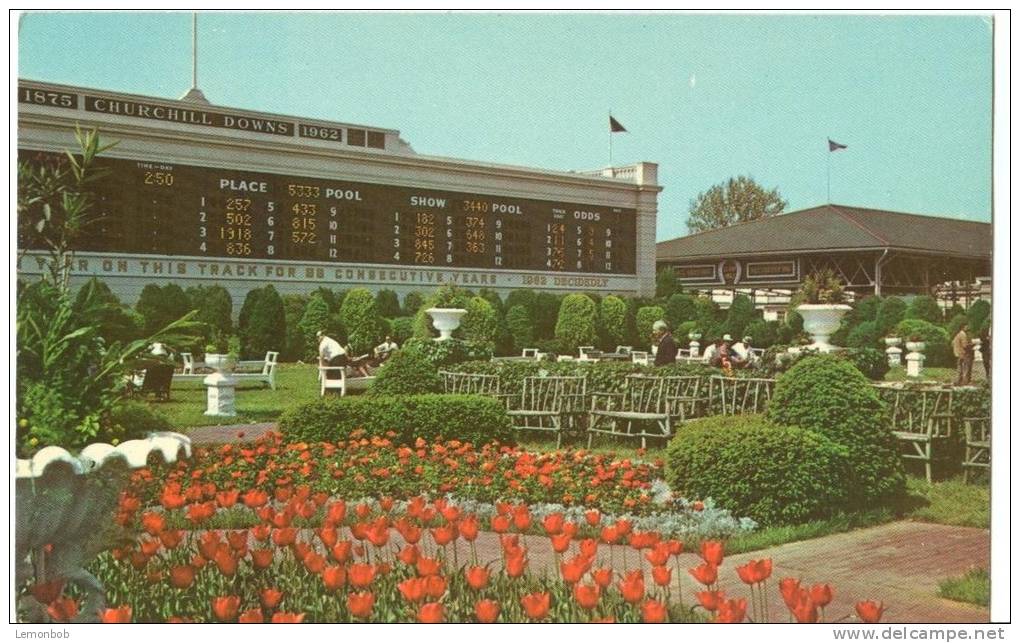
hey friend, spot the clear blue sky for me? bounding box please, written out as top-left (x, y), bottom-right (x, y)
top-left (17, 12), bottom-right (993, 240)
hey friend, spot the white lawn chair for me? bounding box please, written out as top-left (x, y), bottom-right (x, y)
top-left (319, 364), bottom-right (347, 396)
top-left (631, 351), bottom-right (650, 366)
top-left (522, 348), bottom-right (539, 358)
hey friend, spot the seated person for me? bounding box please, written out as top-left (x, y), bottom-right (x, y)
top-left (702, 340), bottom-right (720, 365)
top-left (317, 331), bottom-right (347, 380)
top-left (730, 336), bottom-right (756, 368)
top-left (373, 336), bottom-right (399, 364)
top-left (718, 334), bottom-right (735, 371)
top-left (342, 341), bottom-right (373, 378)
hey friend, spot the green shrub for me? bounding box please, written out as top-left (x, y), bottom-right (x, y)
top-left (534, 292), bottom-right (562, 341)
top-left (636, 306), bottom-right (666, 344)
top-left (876, 297), bottom-right (907, 334)
top-left (555, 294), bottom-right (598, 353)
top-left (402, 292), bottom-right (425, 317)
top-left (843, 347), bottom-right (890, 380)
top-left (905, 295), bottom-right (943, 324)
top-left (461, 296), bottom-right (499, 347)
top-left (894, 319), bottom-right (953, 367)
top-left (505, 305), bottom-right (533, 354)
top-left (136, 283), bottom-right (192, 337)
top-left (375, 289), bottom-right (402, 319)
top-left (665, 293), bottom-right (697, 331)
top-left (389, 316), bottom-right (415, 345)
top-left (185, 285), bottom-right (233, 343)
top-left (850, 296), bottom-right (882, 325)
top-left (966, 300), bottom-right (990, 332)
top-left (298, 292), bottom-right (331, 361)
top-left (339, 288), bottom-right (384, 354)
top-left (723, 294), bottom-right (758, 339)
top-left (743, 319), bottom-right (779, 347)
top-left (599, 295), bottom-right (627, 349)
top-left (767, 355), bottom-right (905, 509)
top-left (665, 415), bottom-right (851, 526)
top-left (695, 297), bottom-right (722, 331)
top-left (675, 321), bottom-right (698, 344)
top-left (846, 320), bottom-right (881, 349)
top-left (237, 286), bottom-right (286, 359)
top-left (74, 278), bottom-right (141, 347)
top-left (105, 401), bottom-right (173, 443)
top-left (279, 394), bottom-right (513, 445)
top-left (281, 294), bottom-right (310, 362)
top-left (368, 347), bottom-right (443, 396)
top-left (504, 289), bottom-right (537, 318)
top-left (655, 266), bottom-right (680, 298)
top-left (946, 313), bottom-right (969, 336)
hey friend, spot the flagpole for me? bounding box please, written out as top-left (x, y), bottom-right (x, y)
top-left (827, 150), bottom-right (831, 203)
top-left (608, 110), bottom-right (613, 167)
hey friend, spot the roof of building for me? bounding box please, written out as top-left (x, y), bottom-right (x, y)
top-left (656, 204), bottom-right (992, 261)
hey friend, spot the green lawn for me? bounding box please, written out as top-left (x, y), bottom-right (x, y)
top-left (904, 476), bottom-right (990, 529)
top-left (884, 365), bottom-right (987, 384)
top-left (938, 568), bottom-right (990, 606)
top-left (151, 363), bottom-right (323, 430)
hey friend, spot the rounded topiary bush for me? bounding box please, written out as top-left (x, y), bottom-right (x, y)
top-left (554, 294), bottom-right (597, 353)
top-left (665, 415), bottom-right (850, 526)
top-left (767, 355), bottom-right (904, 509)
top-left (369, 347), bottom-right (443, 396)
top-left (894, 318), bottom-right (953, 367)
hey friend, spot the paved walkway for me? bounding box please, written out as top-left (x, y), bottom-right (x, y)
top-left (183, 427), bottom-right (989, 623)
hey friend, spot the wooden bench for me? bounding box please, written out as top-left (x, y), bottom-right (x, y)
top-left (440, 371), bottom-right (502, 396)
top-left (588, 375), bottom-right (695, 448)
top-left (873, 384), bottom-right (957, 483)
top-left (962, 417), bottom-right (990, 483)
top-left (707, 376), bottom-right (775, 416)
top-left (506, 375), bottom-right (586, 448)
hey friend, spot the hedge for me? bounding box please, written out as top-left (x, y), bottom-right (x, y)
top-left (767, 355), bottom-right (905, 510)
top-left (636, 306), bottom-right (666, 343)
top-left (894, 318), bottom-right (953, 367)
top-left (665, 415), bottom-right (851, 526)
top-left (505, 305), bottom-right (533, 354)
top-left (278, 394), bottom-right (513, 445)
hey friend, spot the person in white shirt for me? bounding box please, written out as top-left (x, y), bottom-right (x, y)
top-left (731, 336), bottom-right (756, 368)
top-left (317, 331), bottom-right (347, 380)
top-left (374, 336), bottom-right (399, 364)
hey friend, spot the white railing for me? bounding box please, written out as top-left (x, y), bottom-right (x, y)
top-left (575, 165), bottom-right (638, 181)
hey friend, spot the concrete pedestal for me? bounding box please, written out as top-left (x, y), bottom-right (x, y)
top-left (204, 372), bottom-right (237, 417)
top-left (886, 346), bottom-right (903, 368)
top-left (689, 341), bottom-right (700, 358)
top-left (906, 352), bottom-right (925, 378)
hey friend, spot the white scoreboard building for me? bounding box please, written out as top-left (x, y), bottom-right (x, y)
top-left (18, 79), bottom-right (660, 309)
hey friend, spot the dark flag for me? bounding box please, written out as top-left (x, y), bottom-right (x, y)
top-left (610, 116), bottom-right (627, 133)
top-left (828, 138), bottom-right (847, 152)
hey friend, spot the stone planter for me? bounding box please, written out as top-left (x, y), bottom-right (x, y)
top-left (905, 341), bottom-right (926, 353)
top-left (796, 304), bottom-right (852, 353)
top-left (203, 354), bottom-right (238, 417)
top-left (905, 341), bottom-right (926, 377)
top-left (425, 307), bottom-right (467, 341)
top-left (204, 353), bottom-right (237, 374)
top-left (884, 337), bottom-right (902, 347)
top-left (16, 433), bottom-right (191, 622)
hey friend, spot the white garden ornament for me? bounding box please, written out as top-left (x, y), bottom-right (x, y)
top-left (795, 304), bottom-right (852, 353)
top-left (426, 307), bottom-right (467, 341)
top-left (203, 353), bottom-right (238, 416)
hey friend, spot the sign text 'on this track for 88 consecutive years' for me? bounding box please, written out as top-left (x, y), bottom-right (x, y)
top-left (19, 151), bottom-right (637, 275)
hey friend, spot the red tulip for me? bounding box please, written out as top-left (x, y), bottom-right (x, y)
top-left (141, 512), bottom-right (165, 536)
top-left (250, 548), bottom-right (274, 570)
top-left (578, 538), bottom-right (598, 560)
top-left (348, 563), bottom-right (376, 588)
top-left (779, 577), bottom-right (801, 610)
top-left (355, 502), bottom-right (372, 519)
top-left (397, 544), bottom-right (419, 566)
top-left (322, 566), bottom-right (347, 592)
top-left (512, 507), bottom-right (532, 531)
top-left (465, 566), bottom-right (490, 590)
top-left (366, 521), bottom-right (390, 548)
top-left (696, 590), bottom-right (725, 612)
top-left (398, 576), bottom-right (427, 603)
top-left (212, 595), bottom-right (241, 622)
top-left (592, 568), bottom-right (613, 589)
top-left (216, 489), bottom-right (239, 508)
top-left (260, 588), bottom-right (283, 610)
top-left (792, 594), bottom-right (818, 624)
top-left (317, 526), bottom-right (339, 549)
top-left (99, 606), bottom-right (132, 623)
top-left (271, 528), bottom-right (297, 547)
top-left (325, 500), bottom-right (347, 525)
top-left (159, 529), bottom-right (184, 550)
top-left (689, 562), bottom-right (718, 586)
top-left (491, 515), bottom-right (511, 533)
top-left (347, 592), bottom-right (375, 619)
top-left (550, 533), bottom-right (572, 553)
top-left (810, 583), bottom-right (834, 608)
top-left (856, 600), bottom-right (885, 623)
top-left (560, 555), bottom-right (590, 584)
top-left (645, 542), bottom-right (671, 566)
top-left (424, 575), bottom-right (447, 599)
top-left (573, 583), bottom-right (601, 610)
top-left (618, 570), bottom-right (645, 604)
top-left (599, 526), bottom-right (619, 544)
top-left (242, 489), bottom-right (268, 508)
top-left (250, 524), bottom-right (271, 542)
top-left (521, 592), bottom-right (551, 620)
top-left (652, 565), bottom-right (672, 587)
top-left (458, 515), bottom-right (479, 542)
top-left (213, 546), bottom-right (238, 577)
top-left (169, 565), bottom-right (195, 589)
top-left (585, 509), bottom-right (601, 526)
top-left (270, 612), bottom-right (305, 623)
top-left (46, 597), bottom-right (78, 622)
top-left (700, 540), bottom-right (725, 566)
top-left (666, 539), bottom-right (684, 556)
top-left (237, 608), bottom-right (263, 624)
top-left (226, 530), bottom-right (248, 552)
top-left (614, 519), bottom-right (633, 535)
top-left (505, 549), bottom-right (527, 578)
top-left (736, 558), bottom-right (773, 585)
top-left (475, 599), bottom-right (500, 623)
top-left (330, 541), bottom-right (353, 564)
top-left (714, 598), bottom-right (747, 624)
top-left (418, 602), bottom-right (444, 624)
top-left (542, 513), bottom-right (565, 535)
top-left (641, 599), bottom-right (668, 623)
top-left (431, 524), bottom-right (456, 547)
top-left (416, 556), bottom-right (442, 577)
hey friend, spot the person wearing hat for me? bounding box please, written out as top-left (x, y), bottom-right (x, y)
top-left (718, 334), bottom-right (735, 371)
top-left (731, 335), bottom-right (757, 368)
top-left (652, 320), bottom-right (678, 366)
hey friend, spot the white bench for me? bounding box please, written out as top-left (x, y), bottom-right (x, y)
top-left (318, 364), bottom-right (375, 396)
top-left (232, 351), bottom-right (279, 390)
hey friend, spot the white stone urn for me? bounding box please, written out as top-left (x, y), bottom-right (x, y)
top-left (884, 337), bottom-right (902, 347)
top-left (16, 433), bottom-right (191, 622)
top-left (426, 307), bottom-right (467, 341)
top-left (905, 341), bottom-right (926, 353)
top-left (905, 341), bottom-right (926, 377)
top-left (204, 353), bottom-right (237, 374)
top-left (796, 304), bottom-right (852, 353)
top-left (203, 354), bottom-right (238, 417)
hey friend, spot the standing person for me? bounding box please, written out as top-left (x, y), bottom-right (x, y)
top-left (652, 321), bottom-right (678, 366)
top-left (952, 324), bottom-right (974, 386)
top-left (978, 322), bottom-right (991, 381)
top-left (317, 330), bottom-right (347, 380)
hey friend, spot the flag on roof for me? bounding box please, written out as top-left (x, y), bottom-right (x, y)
top-left (610, 116), bottom-right (627, 133)
top-left (828, 138), bottom-right (847, 151)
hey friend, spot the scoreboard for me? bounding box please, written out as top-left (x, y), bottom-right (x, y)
top-left (19, 151), bottom-right (637, 276)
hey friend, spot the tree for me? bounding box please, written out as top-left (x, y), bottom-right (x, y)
top-left (298, 292), bottom-right (331, 361)
top-left (461, 296), bottom-right (498, 346)
top-left (281, 294), bottom-right (309, 362)
top-left (724, 294), bottom-right (758, 338)
top-left (599, 295), bottom-right (627, 349)
top-left (186, 285), bottom-right (233, 349)
top-left (905, 295), bottom-right (942, 324)
top-left (686, 175), bottom-right (787, 234)
top-left (636, 306), bottom-right (666, 343)
top-left (655, 267), bottom-right (680, 298)
top-left (339, 288), bottom-right (384, 354)
top-left (136, 283), bottom-right (192, 337)
top-left (73, 278), bottom-right (142, 346)
top-left (554, 294), bottom-right (597, 353)
top-left (505, 305), bottom-right (533, 354)
top-left (238, 286), bottom-right (286, 359)
top-left (375, 289), bottom-right (401, 319)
